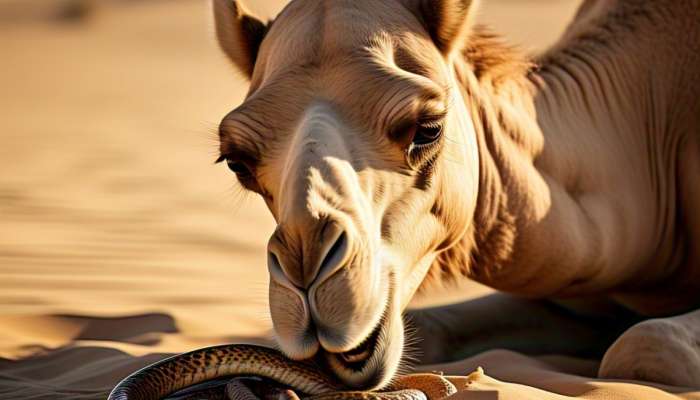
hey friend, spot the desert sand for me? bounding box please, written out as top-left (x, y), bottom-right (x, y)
top-left (0, 1), bottom-right (698, 399)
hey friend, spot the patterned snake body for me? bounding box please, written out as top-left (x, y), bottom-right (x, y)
top-left (107, 344), bottom-right (434, 400)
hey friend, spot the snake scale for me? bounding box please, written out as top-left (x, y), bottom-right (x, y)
top-left (107, 344), bottom-right (455, 400)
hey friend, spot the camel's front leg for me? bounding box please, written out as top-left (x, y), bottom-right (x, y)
top-left (405, 293), bottom-right (639, 365)
top-left (599, 307), bottom-right (700, 388)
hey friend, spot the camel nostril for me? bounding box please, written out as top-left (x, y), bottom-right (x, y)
top-left (267, 250), bottom-right (291, 286)
top-left (318, 231), bottom-right (348, 281)
top-left (268, 251), bottom-right (282, 273)
top-left (267, 226), bottom-right (349, 289)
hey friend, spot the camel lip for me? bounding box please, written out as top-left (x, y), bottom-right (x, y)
top-left (332, 321), bottom-right (382, 370)
top-left (319, 308), bottom-right (391, 390)
top-left (316, 274), bottom-right (397, 389)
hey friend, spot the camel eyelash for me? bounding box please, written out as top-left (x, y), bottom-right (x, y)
top-left (417, 111), bottom-right (447, 124)
top-left (407, 139), bottom-right (442, 170)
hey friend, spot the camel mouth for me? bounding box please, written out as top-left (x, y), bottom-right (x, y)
top-left (320, 293), bottom-right (401, 391)
top-left (323, 318), bottom-right (386, 389)
top-left (331, 321), bottom-right (382, 370)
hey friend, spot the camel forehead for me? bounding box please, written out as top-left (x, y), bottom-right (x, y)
top-left (228, 0), bottom-right (447, 151)
top-left (258, 0), bottom-right (420, 73)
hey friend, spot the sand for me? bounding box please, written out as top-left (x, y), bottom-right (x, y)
top-left (0, 1), bottom-right (698, 399)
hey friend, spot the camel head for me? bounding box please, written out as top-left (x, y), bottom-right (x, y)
top-left (214, 0), bottom-right (480, 389)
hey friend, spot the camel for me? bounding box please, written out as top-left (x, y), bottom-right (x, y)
top-left (212, 0), bottom-right (700, 391)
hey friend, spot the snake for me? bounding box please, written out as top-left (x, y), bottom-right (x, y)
top-left (107, 344), bottom-right (456, 400)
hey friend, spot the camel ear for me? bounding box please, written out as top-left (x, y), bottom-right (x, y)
top-left (213, 0), bottom-right (268, 78)
top-left (405, 0), bottom-right (479, 55)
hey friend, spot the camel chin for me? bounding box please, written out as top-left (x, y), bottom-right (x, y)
top-left (323, 303), bottom-right (405, 390)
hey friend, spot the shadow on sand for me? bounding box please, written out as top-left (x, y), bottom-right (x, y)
top-left (0, 312), bottom-right (270, 400)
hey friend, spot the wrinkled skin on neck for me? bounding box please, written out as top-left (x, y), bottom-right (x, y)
top-left (215, 0), bottom-right (479, 389)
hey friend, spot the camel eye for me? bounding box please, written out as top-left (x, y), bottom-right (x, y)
top-left (412, 120), bottom-right (443, 146)
top-left (226, 160), bottom-right (251, 177)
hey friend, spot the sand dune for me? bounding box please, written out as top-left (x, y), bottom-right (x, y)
top-left (0, 1), bottom-right (698, 399)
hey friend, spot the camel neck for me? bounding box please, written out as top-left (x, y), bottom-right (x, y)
top-left (528, 5), bottom-right (700, 312)
top-left (462, 59), bottom-right (647, 298)
top-left (457, 65), bottom-right (599, 297)
top-left (461, 5), bottom-right (700, 306)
